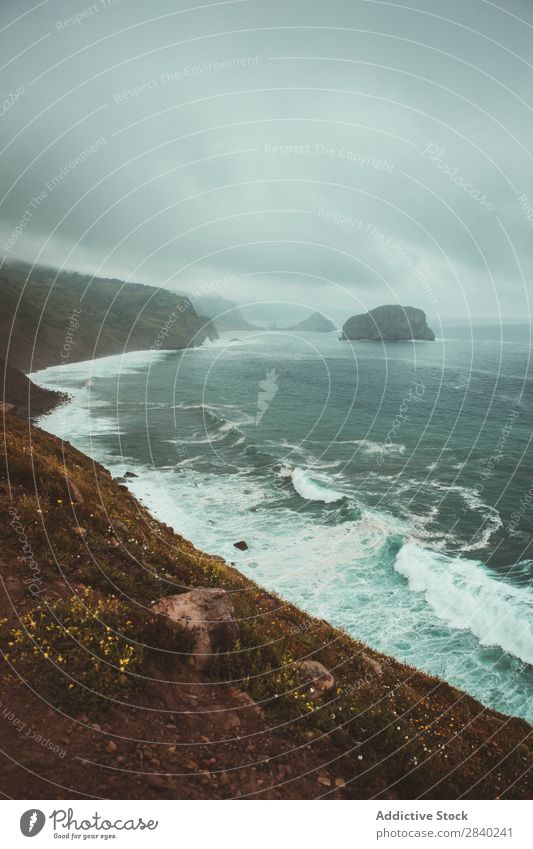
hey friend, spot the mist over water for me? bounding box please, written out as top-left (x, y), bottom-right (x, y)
top-left (33, 327), bottom-right (533, 722)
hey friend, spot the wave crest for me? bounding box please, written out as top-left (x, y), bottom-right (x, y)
top-left (395, 542), bottom-right (533, 665)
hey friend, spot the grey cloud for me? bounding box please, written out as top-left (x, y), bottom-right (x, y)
top-left (1, 0), bottom-right (532, 322)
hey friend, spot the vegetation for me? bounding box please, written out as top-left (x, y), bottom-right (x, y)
top-left (0, 260), bottom-right (217, 372)
top-left (0, 358), bottom-right (66, 419)
top-left (0, 410), bottom-right (530, 798)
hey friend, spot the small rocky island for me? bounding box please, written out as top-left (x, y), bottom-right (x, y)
top-left (289, 311), bottom-right (336, 332)
top-left (341, 305), bottom-right (435, 342)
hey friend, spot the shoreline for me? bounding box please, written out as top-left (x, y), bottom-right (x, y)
top-left (0, 359), bottom-right (530, 799)
top-left (29, 348), bottom-right (533, 727)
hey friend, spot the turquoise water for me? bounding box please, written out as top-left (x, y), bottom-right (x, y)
top-left (32, 326), bottom-right (533, 722)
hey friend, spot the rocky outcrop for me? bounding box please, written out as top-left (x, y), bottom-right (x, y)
top-left (288, 312), bottom-right (336, 332)
top-left (361, 653), bottom-right (384, 677)
top-left (193, 296), bottom-right (260, 332)
top-left (0, 261), bottom-right (216, 372)
top-left (62, 473), bottom-right (84, 505)
top-left (151, 588), bottom-right (240, 671)
top-left (342, 305), bottom-right (435, 342)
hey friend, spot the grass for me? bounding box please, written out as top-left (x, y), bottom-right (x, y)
top-left (0, 410), bottom-right (531, 798)
top-left (0, 259), bottom-right (217, 372)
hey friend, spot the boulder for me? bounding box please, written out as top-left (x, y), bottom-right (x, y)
top-left (233, 540), bottom-right (248, 551)
top-left (297, 660), bottom-right (335, 700)
top-left (146, 774), bottom-right (171, 791)
top-left (361, 653), bottom-right (384, 677)
top-left (151, 588), bottom-right (239, 671)
top-left (342, 305), bottom-right (435, 342)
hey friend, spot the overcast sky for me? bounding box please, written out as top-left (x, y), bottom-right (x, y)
top-left (1, 0), bottom-right (532, 324)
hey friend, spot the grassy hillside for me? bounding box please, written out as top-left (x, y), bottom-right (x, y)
top-left (0, 409), bottom-right (530, 799)
top-left (0, 261), bottom-right (217, 372)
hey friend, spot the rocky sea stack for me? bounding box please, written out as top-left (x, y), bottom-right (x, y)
top-left (342, 305), bottom-right (435, 342)
top-left (288, 311), bottom-right (336, 332)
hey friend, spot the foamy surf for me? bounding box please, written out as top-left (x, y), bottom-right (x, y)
top-left (395, 542), bottom-right (533, 665)
top-left (27, 333), bottom-right (533, 723)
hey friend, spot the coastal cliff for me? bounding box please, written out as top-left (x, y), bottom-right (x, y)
top-left (288, 312), bottom-right (337, 332)
top-left (0, 403), bottom-right (530, 799)
top-left (342, 305), bottom-right (435, 341)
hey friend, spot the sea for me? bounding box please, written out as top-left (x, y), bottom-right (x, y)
top-left (31, 324), bottom-right (533, 723)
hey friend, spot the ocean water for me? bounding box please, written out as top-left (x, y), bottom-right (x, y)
top-left (31, 327), bottom-right (533, 722)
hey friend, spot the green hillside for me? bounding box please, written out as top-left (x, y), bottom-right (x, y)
top-left (0, 261), bottom-right (217, 372)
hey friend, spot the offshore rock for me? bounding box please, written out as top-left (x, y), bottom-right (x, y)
top-left (342, 305), bottom-right (435, 341)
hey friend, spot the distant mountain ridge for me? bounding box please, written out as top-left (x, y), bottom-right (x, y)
top-left (288, 311), bottom-right (336, 332)
top-left (0, 262), bottom-right (217, 372)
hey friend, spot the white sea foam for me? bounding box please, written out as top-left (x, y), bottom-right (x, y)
top-left (395, 542), bottom-right (533, 665)
top-left (31, 348), bottom-right (169, 387)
